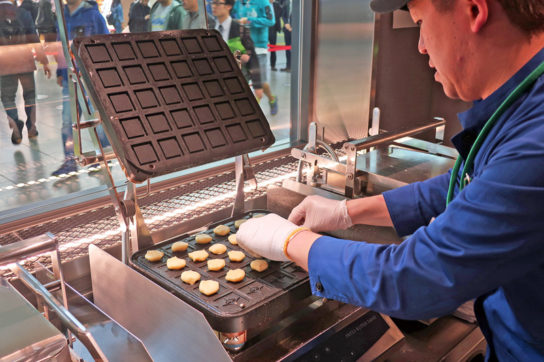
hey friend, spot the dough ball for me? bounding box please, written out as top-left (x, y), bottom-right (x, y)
top-left (213, 224), bottom-right (231, 236)
top-left (144, 250), bottom-right (164, 262)
top-left (180, 270), bottom-right (200, 285)
top-left (250, 259), bottom-right (269, 272)
top-left (166, 256), bottom-right (186, 270)
top-left (171, 241), bottom-right (188, 252)
top-left (188, 250), bottom-right (209, 262)
top-left (227, 234), bottom-right (238, 245)
top-left (199, 280), bottom-right (220, 296)
top-left (234, 219), bottom-right (247, 229)
top-left (207, 258), bottom-right (226, 271)
top-left (228, 250), bottom-right (245, 262)
top-left (195, 234), bottom-right (213, 244)
top-left (209, 243), bottom-right (227, 255)
top-left (225, 269), bottom-right (245, 283)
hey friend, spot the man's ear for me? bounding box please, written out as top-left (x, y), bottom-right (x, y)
top-left (468, 0), bottom-right (489, 33)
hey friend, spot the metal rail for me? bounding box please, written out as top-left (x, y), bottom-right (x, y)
top-left (0, 234), bottom-right (108, 361)
top-left (11, 264), bottom-right (108, 361)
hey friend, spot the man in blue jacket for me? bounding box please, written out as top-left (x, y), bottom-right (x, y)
top-left (52, 0), bottom-right (109, 176)
top-left (237, 0), bottom-right (544, 360)
top-left (233, 0), bottom-right (278, 115)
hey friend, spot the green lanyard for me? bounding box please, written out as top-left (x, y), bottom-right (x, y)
top-left (446, 60), bottom-right (544, 206)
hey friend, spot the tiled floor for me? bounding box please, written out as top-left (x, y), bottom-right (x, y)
top-left (0, 51), bottom-right (292, 215)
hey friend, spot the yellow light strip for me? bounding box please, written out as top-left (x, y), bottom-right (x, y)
top-left (0, 160), bottom-right (120, 193)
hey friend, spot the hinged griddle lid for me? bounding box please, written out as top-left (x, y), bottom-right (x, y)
top-left (73, 30), bottom-right (275, 183)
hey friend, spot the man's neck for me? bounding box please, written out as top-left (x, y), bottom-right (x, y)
top-left (160, 0), bottom-right (172, 7)
top-left (479, 33), bottom-right (544, 100)
top-left (67, 0), bottom-right (83, 14)
top-left (217, 14), bottom-right (229, 24)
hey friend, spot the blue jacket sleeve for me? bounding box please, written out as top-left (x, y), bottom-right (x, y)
top-left (95, 11), bottom-right (110, 35)
top-left (114, 4), bottom-right (124, 23)
top-left (383, 172), bottom-right (450, 236)
top-left (248, 2), bottom-right (275, 28)
top-left (308, 137), bottom-right (544, 320)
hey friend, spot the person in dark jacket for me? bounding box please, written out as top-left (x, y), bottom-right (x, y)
top-left (51, 0), bottom-right (109, 176)
top-left (109, 0), bottom-right (123, 33)
top-left (279, 0), bottom-right (290, 72)
top-left (19, 0), bottom-right (37, 22)
top-left (128, 0), bottom-right (150, 33)
top-left (212, 0), bottom-right (261, 92)
top-left (148, 0), bottom-right (186, 31)
top-left (35, 0), bottom-right (56, 42)
top-left (268, 0), bottom-right (281, 70)
top-left (0, 0), bottom-right (50, 145)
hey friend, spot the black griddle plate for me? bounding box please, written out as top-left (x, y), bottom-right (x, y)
top-left (131, 211), bottom-right (311, 333)
top-left (73, 30), bottom-right (275, 183)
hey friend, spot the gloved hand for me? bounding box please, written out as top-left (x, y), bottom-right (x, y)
top-left (236, 213), bottom-right (303, 261)
top-left (288, 195), bottom-right (353, 232)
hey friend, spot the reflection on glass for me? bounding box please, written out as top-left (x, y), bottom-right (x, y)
top-left (0, 0), bottom-right (292, 214)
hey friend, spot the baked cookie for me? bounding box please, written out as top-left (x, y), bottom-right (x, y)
top-left (227, 234), bottom-right (238, 245)
top-left (195, 234), bottom-right (212, 244)
top-left (228, 250), bottom-right (245, 262)
top-left (209, 243), bottom-right (227, 255)
top-left (213, 224), bottom-right (230, 236)
top-left (225, 269), bottom-right (245, 283)
top-left (207, 258), bottom-right (226, 271)
top-left (167, 256), bottom-right (186, 270)
top-left (144, 250), bottom-right (164, 262)
top-left (180, 270), bottom-right (200, 285)
top-left (250, 259), bottom-right (269, 272)
top-left (188, 250), bottom-right (209, 262)
top-left (171, 241), bottom-right (188, 252)
top-left (199, 280), bottom-right (220, 296)
top-left (234, 219), bottom-right (247, 229)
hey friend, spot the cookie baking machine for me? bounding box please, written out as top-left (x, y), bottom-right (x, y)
top-left (15, 27), bottom-right (417, 361)
top-left (30, 28), bottom-right (406, 361)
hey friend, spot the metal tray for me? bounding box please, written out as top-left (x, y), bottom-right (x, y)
top-left (73, 30), bottom-right (275, 183)
top-left (131, 210), bottom-right (311, 333)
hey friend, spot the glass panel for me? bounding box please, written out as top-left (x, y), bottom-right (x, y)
top-left (315, 0), bottom-right (373, 143)
top-left (0, 0), bottom-right (293, 214)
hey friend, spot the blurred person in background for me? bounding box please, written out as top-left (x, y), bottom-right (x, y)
top-left (212, 0), bottom-right (261, 95)
top-left (0, 0), bottom-right (50, 145)
top-left (148, 0), bottom-right (186, 31)
top-left (19, 0), bottom-right (37, 22)
top-left (181, 0), bottom-right (208, 29)
top-left (128, 0), bottom-right (150, 33)
top-left (233, 0), bottom-right (278, 115)
top-left (267, 0), bottom-right (280, 71)
top-left (109, 0), bottom-right (124, 33)
top-left (35, 0), bottom-right (57, 43)
top-left (279, 0), bottom-right (290, 72)
top-left (52, 0), bottom-right (109, 176)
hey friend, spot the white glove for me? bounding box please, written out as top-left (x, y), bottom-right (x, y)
top-left (236, 213), bottom-right (301, 261)
top-left (288, 195), bottom-right (353, 232)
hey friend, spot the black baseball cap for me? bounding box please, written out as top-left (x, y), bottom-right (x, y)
top-left (370, 0), bottom-right (410, 13)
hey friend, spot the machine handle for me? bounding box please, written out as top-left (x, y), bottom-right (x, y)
top-left (0, 233), bottom-right (56, 266)
top-left (343, 118), bottom-right (446, 151)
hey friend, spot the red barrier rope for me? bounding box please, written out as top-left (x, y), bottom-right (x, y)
top-left (268, 44), bottom-right (292, 52)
